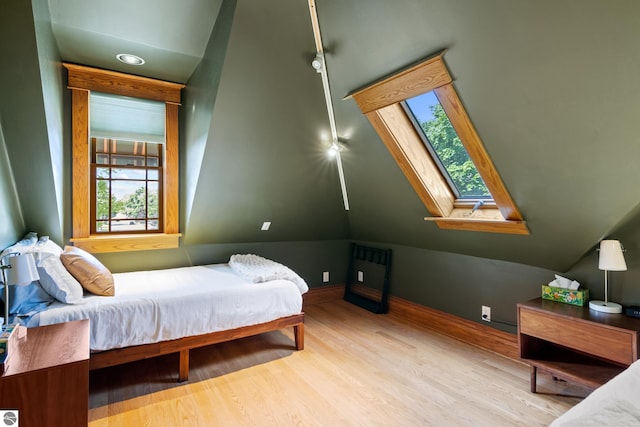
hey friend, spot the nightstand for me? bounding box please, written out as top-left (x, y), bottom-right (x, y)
top-left (0, 319), bottom-right (90, 427)
top-left (518, 298), bottom-right (640, 393)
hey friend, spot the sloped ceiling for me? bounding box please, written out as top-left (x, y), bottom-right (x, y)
top-left (6, 0), bottom-right (640, 271)
top-left (181, 0), bottom-right (349, 244)
top-left (47, 0), bottom-right (222, 83)
top-left (314, 0), bottom-right (640, 270)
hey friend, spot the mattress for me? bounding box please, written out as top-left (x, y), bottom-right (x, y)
top-left (28, 264), bottom-right (303, 351)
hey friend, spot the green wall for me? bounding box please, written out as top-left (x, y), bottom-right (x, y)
top-left (94, 239), bottom-right (350, 290)
top-left (32, 0), bottom-right (68, 243)
top-left (181, 0), bottom-right (349, 245)
top-left (0, 0), bottom-right (64, 244)
top-left (566, 207), bottom-right (640, 308)
top-left (318, 0), bottom-right (640, 272)
top-left (0, 124), bottom-right (24, 249)
top-left (356, 241), bottom-right (554, 334)
top-left (181, 0), bottom-right (227, 232)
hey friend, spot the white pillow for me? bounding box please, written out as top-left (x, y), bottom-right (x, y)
top-left (0, 231), bottom-right (38, 259)
top-left (30, 237), bottom-right (64, 263)
top-left (37, 255), bottom-right (84, 304)
top-left (0, 232), bottom-right (55, 317)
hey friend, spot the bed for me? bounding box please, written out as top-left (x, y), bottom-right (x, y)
top-left (550, 359), bottom-right (640, 426)
top-left (2, 234), bottom-right (307, 381)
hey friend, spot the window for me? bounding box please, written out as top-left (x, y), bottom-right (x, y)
top-left (348, 50), bottom-right (528, 234)
top-left (64, 63), bottom-right (184, 252)
top-left (403, 92), bottom-right (490, 200)
top-left (92, 138), bottom-right (163, 234)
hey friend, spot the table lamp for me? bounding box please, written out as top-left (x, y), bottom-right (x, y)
top-left (589, 240), bottom-right (626, 314)
top-left (1, 253), bottom-right (40, 325)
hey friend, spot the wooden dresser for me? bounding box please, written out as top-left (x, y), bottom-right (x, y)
top-left (517, 298), bottom-right (640, 393)
top-left (0, 319), bottom-right (90, 427)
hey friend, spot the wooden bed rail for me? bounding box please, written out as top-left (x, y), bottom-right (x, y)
top-left (89, 313), bottom-right (305, 382)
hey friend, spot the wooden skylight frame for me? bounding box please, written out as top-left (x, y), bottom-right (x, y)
top-left (348, 50), bottom-right (528, 235)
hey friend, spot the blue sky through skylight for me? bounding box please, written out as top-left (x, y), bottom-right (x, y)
top-left (405, 91), bottom-right (438, 123)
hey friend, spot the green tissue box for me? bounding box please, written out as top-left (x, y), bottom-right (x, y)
top-left (541, 285), bottom-right (589, 306)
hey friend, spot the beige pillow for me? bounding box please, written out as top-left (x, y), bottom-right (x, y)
top-left (61, 246), bottom-right (115, 296)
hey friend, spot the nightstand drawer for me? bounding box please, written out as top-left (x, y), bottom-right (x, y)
top-left (520, 308), bottom-right (633, 365)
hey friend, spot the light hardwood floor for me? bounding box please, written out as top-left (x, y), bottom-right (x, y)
top-left (88, 300), bottom-right (587, 426)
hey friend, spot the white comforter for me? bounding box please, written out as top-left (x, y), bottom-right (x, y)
top-left (30, 264), bottom-right (303, 351)
top-left (551, 360), bottom-right (640, 426)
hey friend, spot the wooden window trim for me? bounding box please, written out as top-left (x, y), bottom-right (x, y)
top-left (348, 50), bottom-right (528, 235)
top-left (64, 63), bottom-right (185, 252)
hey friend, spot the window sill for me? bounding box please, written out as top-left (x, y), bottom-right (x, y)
top-left (70, 233), bottom-right (181, 253)
top-left (425, 216), bottom-right (528, 235)
top-left (424, 207), bottom-right (529, 235)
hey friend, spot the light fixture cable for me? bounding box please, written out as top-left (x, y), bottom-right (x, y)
top-left (308, 0), bottom-right (349, 211)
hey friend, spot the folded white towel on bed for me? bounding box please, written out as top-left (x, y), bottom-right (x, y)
top-left (229, 254), bottom-right (309, 294)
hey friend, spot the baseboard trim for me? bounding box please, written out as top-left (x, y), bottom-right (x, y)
top-left (387, 297), bottom-right (519, 360)
top-left (303, 285), bottom-right (345, 307)
top-left (304, 284), bottom-right (518, 360)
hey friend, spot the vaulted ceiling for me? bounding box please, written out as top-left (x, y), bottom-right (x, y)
top-left (2, 0), bottom-right (640, 272)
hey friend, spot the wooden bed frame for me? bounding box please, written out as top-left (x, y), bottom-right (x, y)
top-left (89, 313), bottom-right (304, 382)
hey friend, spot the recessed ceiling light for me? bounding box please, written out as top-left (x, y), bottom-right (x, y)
top-left (116, 53), bottom-right (145, 66)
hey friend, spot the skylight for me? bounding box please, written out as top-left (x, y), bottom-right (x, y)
top-left (348, 50), bottom-right (528, 235)
top-left (404, 91), bottom-right (491, 200)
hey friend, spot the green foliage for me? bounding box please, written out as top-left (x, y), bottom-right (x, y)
top-left (96, 180), bottom-right (109, 220)
top-left (96, 179), bottom-right (158, 221)
top-left (420, 104), bottom-right (490, 198)
top-left (122, 187), bottom-right (147, 219)
top-left (121, 186), bottom-right (158, 219)
top-left (96, 180), bottom-right (123, 220)
top-left (148, 192), bottom-right (158, 218)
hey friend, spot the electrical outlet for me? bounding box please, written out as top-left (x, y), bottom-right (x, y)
top-left (357, 271), bottom-right (364, 282)
top-left (322, 271), bottom-right (329, 283)
top-left (482, 305), bottom-right (491, 322)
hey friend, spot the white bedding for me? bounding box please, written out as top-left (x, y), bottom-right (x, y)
top-left (550, 360), bottom-right (640, 426)
top-left (229, 253), bottom-right (309, 294)
top-left (28, 264), bottom-right (304, 351)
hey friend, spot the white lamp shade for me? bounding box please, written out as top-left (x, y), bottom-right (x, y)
top-left (598, 240), bottom-right (627, 271)
top-left (5, 253), bottom-right (40, 286)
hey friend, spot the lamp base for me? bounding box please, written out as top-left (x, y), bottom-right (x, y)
top-left (589, 300), bottom-right (622, 313)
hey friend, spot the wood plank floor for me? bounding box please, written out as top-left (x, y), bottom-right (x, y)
top-left (88, 300), bottom-right (588, 426)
